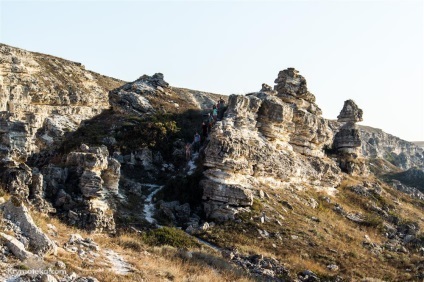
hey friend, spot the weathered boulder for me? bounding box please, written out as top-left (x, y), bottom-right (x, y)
top-left (201, 180), bottom-right (254, 206)
top-left (274, 68), bottom-right (316, 104)
top-left (0, 232), bottom-right (34, 260)
top-left (260, 83), bottom-right (274, 93)
top-left (1, 197), bottom-right (56, 256)
top-left (2, 163), bottom-right (32, 199)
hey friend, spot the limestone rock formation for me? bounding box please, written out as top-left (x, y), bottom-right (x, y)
top-left (1, 196), bottom-right (56, 256)
top-left (274, 68), bottom-right (322, 115)
top-left (41, 144), bottom-right (120, 232)
top-left (337, 99), bottom-right (363, 123)
top-left (201, 69), bottom-right (341, 221)
top-left (109, 72), bottom-right (223, 116)
top-left (0, 232), bottom-right (34, 260)
top-left (333, 100), bottom-right (367, 174)
top-left (360, 126), bottom-right (424, 170)
top-left (0, 43), bottom-right (124, 159)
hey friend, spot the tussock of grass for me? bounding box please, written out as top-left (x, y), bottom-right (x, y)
top-left (143, 227), bottom-right (200, 248)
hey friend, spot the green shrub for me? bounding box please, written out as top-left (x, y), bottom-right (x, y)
top-left (361, 214), bottom-right (383, 228)
top-left (143, 227), bottom-right (200, 248)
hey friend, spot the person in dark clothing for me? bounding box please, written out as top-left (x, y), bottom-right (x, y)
top-left (202, 122), bottom-right (208, 141)
top-left (193, 132), bottom-right (201, 152)
top-left (185, 143), bottom-right (191, 161)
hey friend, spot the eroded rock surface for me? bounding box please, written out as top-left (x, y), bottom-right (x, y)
top-left (41, 144), bottom-right (119, 232)
top-left (202, 69), bottom-right (341, 221)
top-left (1, 196), bottom-right (56, 257)
top-left (333, 100), bottom-right (367, 175)
top-left (0, 43), bottom-right (124, 158)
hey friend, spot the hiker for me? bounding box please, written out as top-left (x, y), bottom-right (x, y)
top-left (212, 105), bottom-right (218, 122)
top-left (193, 132), bottom-right (201, 152)
top-left (185, 143), bottom-right (191, 161)
top-left (219, 97), bottom-right (225, 107)
top-left (202, 122), bottom-right (208, 140)
top-left (218, 97), bottom-right (225, 119)
top-left (208, 113), bottom-right (214, 130)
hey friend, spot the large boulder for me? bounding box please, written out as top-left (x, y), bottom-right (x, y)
top-left (0, 232), bottom-right (34, 260)
top-left (1, 197), bottom-right (56, 256)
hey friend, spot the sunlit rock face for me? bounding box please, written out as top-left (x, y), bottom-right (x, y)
top-left (201, 69), bottom-right (341, 221)
top-left (0, 43), bottom-right (124, 162)
top-left (359, 127), bottom-right (424, 170)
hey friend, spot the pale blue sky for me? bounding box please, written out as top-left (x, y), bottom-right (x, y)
top-left (1, 0), bottom-right (423, 141)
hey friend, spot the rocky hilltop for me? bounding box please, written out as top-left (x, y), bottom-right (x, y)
top-left (0, 43), bottom-right (125, 159)
top-left (202, 69), bottom-right (341, 221)
top-left (0, 44), bottom-right (423, 282)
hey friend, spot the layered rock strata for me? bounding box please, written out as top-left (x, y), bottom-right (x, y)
top-left (359, 126), bottom-right (424, 170)
top-left (41, 144), bottom-right (120, 232)
top-left (0, 196), bottom-right (56, 259)
top-left (0, 43), bottom-right (124, 159)
top-left (202, 69), bottom-right (341, 221)
top-left (333, 100), bottom-right (367, 174)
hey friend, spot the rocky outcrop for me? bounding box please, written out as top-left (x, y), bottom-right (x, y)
top-left (41, 144), bottom-right (119, 232)
top-left (110, 73), bottom-right (224, 117)
top-left (1, 197), bottom-right (56, 256)
top-left (0, 232), bottom-right (34, 260)
top-left (333, 100), bottom-right (363, 154)
top-left (201, 69), bottom-right (341, 221)
top-left (273, 68), bottom-right (333, 156)
top-left (0, 43), bottom-right (124, 159)
top-left (337, 99), bottom-right (363, 123)
top-left (0, 44), bottom-right (124, 217)
top-left (333, 100), bottom-right (367, 175)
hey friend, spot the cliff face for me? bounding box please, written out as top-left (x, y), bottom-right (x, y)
top-left (359, 125), bottom-right (424, 170)
top-left (201, 69), bottom-right (341, 221)
top-left (0, 43), bottom-right (124, 161)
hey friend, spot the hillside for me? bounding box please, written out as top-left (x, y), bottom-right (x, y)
top-left (413, 141), bottom-right (424, 149)
top-left (0, 44), bottom-right (423, 282)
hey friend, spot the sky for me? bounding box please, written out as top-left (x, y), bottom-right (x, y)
top-left (0, 0), bottom-right (423, 141)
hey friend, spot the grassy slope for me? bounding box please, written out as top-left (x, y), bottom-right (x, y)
top-left (197, 171), bottom-right (424, 281)
top-left (0, 205), bottom-right (250, 282)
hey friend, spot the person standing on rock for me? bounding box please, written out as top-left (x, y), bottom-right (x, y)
top-left (212, 105), bottom-right (218, 122)
top-left (218, 97), bottom-right (225, 120)
top-left (193, 132), bottom-right (201, 152)
top-left (202, 122), bottom-right (208, 141)
top-left (185, 142), bottom-right (191, 161)
top-left (208, 113), bottom-right (214, 129)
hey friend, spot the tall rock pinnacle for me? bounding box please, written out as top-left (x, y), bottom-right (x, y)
top-left (337, 99), bottom-right (363, 123)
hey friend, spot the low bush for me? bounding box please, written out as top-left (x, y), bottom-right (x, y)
top-left (143, 227), bottom-right (200, 248)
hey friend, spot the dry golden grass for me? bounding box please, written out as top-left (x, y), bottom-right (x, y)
top-left (197, 173), bottom-right (423, 281)
top-left (25, 208), bottom-right (253, 282)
